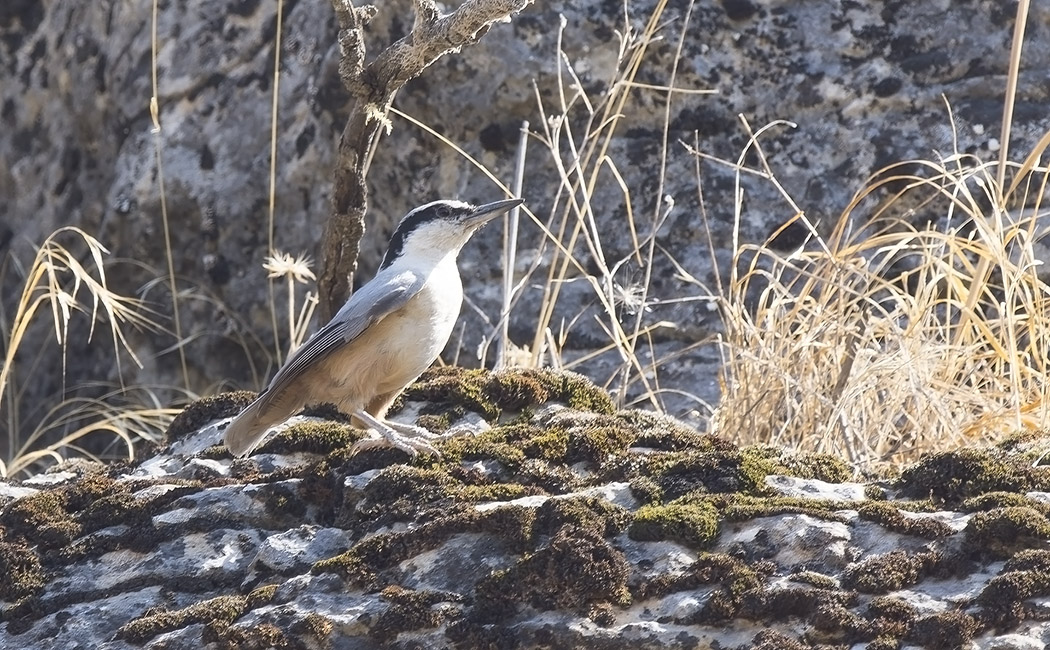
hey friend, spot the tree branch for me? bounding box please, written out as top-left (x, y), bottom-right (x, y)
top-left (317, 0), bottom-right (531, 322)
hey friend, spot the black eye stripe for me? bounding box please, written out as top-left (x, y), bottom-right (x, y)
top-left (380, 203), bottom-right (469, 269)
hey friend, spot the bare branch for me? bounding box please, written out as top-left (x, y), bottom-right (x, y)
top-left (317, 0), bottom-right (531, 322)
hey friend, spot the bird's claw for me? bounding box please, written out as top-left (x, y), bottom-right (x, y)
top-left (349, 430), bottom-right (442, 458)
top-left (348, 419), bottom-right (487, 458)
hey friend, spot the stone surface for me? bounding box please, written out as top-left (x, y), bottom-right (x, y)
top-left (3, 368), bottom-right (1050, 648)
top-left (2, 1), bottom-right (1048, 425)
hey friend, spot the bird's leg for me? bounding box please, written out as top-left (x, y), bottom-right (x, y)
top-left (350, 409), bottom-right (442, 457)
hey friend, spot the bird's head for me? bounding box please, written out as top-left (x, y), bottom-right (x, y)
top-left (380, 198), bottom-right (524, 269)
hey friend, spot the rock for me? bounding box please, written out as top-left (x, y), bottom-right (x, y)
top-left (3, 368), bottom-right (1050, 648)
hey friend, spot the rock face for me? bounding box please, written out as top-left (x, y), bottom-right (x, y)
top-left (3, 368), bottom-right (1050, 649)
top-left (2, 1), bottom-right (1049, 421)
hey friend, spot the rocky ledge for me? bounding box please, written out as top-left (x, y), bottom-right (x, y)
top-left (2, 368), bottom-right (1050, 649)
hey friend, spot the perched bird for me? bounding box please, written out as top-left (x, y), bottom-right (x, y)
top-left (223, 197), bottom-right (525, 458)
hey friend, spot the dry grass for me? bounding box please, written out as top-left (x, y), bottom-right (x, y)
top-left (0, 228), bottom-right (164, 477)
top-left (702, 0), bottom-right (1048, 471)
top-left (706, 147), bottom-right (1050, 470)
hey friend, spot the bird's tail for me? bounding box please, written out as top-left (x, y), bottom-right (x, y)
top-left (223, 390), bottom-right (300, 457)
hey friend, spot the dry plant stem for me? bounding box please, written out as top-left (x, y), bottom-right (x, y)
top-left (267, 0), bottom-right (286, 364)
top-left (620, 0), bottom-right (696, 408)
top-left (150, 0), bottom-right (189, 389)
top-left (317, 0), bottom-right (531, 322)
top-left (996, 0), bottom-right (1030, 191)
top-left (495, 120), bottom-right (529, 369)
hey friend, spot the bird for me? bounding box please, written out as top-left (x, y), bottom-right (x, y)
top-left (223, 197), bottom-right (525, 458)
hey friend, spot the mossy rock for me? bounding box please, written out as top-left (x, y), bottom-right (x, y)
top-left (964, 506), bottom-right (1050, 558)
top-left (0, 539), bottom-right (46, 601)
top-left (628, 500), bottom-right (719, 549)
top-left (473, 529), bottom-right (630, 620)
top-left (896, 448), bottom-right (1050, 504)
top-left (166, 391), bottom-right (257, 441)
top-left (857, 501), bottom-right (954, 539)
top-left (396, 366), bottom-right (615, 421)
top-left (841, 550), bottom-right (941, 594)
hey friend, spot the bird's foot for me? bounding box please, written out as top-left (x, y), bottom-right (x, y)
top-left (350, 428), bottom-right (442, 458)
top-left (348, 411), bottom-right (488, 458)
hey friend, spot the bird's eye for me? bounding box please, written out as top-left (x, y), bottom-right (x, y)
top-left (436, 206), bottom-right (451, 219)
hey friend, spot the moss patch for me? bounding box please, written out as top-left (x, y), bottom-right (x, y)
top-left (395, 366), bottom-right (615, 422)
top-left (166, 391), bottom-right (257, 441)
top-left (857, 501), bottom-right (954, 539)
top-left (628, 500), bottom-right (720, 549)
top-left (964, 507), bottom-right (1050, 558)
top-left (0, 539), bottom-right (46, 601)
top-left (909, 610), bottom-right (977, 650)
top-left (116, 585), bottom-right (277, 643)
top-left (256, 419), bottom-right (363, 456)
top-left (842, 550), bottom-right (941, 594)
top-left (473, 529), bottom-right (630, 621)
top-left (897, 448), bottom-right (1050, 504)
top-left (370, 585), bottom-right (464, 642)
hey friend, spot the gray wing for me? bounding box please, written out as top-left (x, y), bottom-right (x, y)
top-left (260, 268), bottom-right (426, 399)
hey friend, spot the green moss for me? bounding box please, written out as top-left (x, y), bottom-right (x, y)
top-left (1, 490), bottom-right (79, 549)
top-left (694, 554), bottom-right (766, 622)
top-left (842, 550), bottom-right (940, 594)
top-left (207, 622), bottom-right (290, 648)
top-left (751, 630), bottom-right (810, 650)
top-left (628, 500), bottom-right (719, 549)
top-left (370, 585), bottom-right (463, 641)
top-left (290, 613), bottom-right (333, 645)
top-left (166, 390), bottom-right (257, 441)
top-left (256, 420), bottom-right (362, 456)
top-left (454, 483), bottom-right (538, 502)
top-left (588, 601), bottom-right (617, 626)
top-left (535, 496), bottom-right (630, 539)
top-left (564, 415), bottom-right (637, 463)
top-left (473, 529), bottom-right (629, 621)
top-left (396, 367), bottom-right (615, 423)
top-left (964, 507), bottom-right (1050, 558)
top-left (116, 586), bottom-right (278, 643)
top-left (977, 568), bottom-right (1050, 627)
top-left (741, 445), bottom-right (853, 483)
top-left (908, 611), bottom-right (977, 650)
top-left (857, 501), bottom-right (954, 539)
top-left (962, 491), bottom-right (1045, 513)
top-left (520, 425), bottom-right (570, 461)
top-left (711, 494), bottom-right (852, 522)
top-left (744, 586), bottom-right (857, 629)
top-left (0, 539), bottom-right (46, 601)
top-left (628, 476), bottom-right (662, 504)
top-left (437, 426), bottom-right (527, 470)
top-left (809, 601), bottom-right (869, 640)
top-left (652, 450), bottom-right (768, 499)
top-left (896, 448), bottom-right (1046, 504)
top-left (866, 638), bottom-right (901, 650)
top-left (349, 465), bottom-right (459, 526)
top-left (867, 596), bottom-right (916, 640)
top-left (619, 409), bottom-right (729, 452)
top-left (864, 484), bottom-right (888, 500)
top-left (788, 571), bottom-right (838, 590)
top-left (1004, 549), bottom-right (1050, 573)
top-left (314, 506), bottom-right (537, 587)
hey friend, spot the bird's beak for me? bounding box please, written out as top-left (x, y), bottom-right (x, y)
top-left (465, 198), bottom-right (525, 228)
